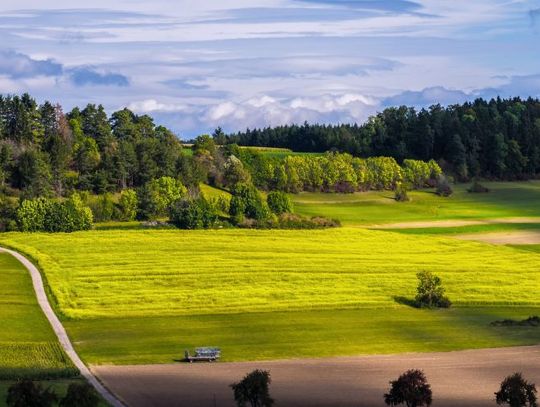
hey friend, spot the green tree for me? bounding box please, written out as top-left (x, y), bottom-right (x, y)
top-left (59, 382), bottom-right (100, 407)
top-left (138, 176), bottom-right (186, 220)
top-left (267, 191), bottom-right (293, 214)
top-left (16, 197), bottom-right (52, 232)
top-left (170, 197), bottom-right (218, 229)
top-left (384, 369), bottom-right (432, 407)
top-left (229, 183), bottom-right (269, 222)
top-left (6, 379), bottom-right (57, 407)
top-left (230, 369), bottom-right (274, 407)
top-left (117, 189), bottom-right (138, 221)
top-left (496, 373), bottom-right (537, 407)
top-left (415, 271), bottom-right (451, 308)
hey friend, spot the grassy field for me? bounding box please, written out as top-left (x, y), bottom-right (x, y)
top-left (293, 181), bottom-right (540, 226)
top-left (0, 253), bottom-right (82, 406)
top-left (0, 253), bottom-right (77, 380)
top-left (1, 227), bottom-right (540, 364)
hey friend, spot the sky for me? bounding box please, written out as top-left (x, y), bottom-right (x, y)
top-left (0, 1), bottom-right (539, 138)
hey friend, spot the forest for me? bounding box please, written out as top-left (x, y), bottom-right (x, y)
top-left (221, 97), bottom-right (540, 181)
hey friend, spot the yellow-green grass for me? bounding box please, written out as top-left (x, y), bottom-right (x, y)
top-left (0, 253), bottom-right (77, 380)
top-left (199, 183), bottom-right (231, 202)
top-left (1, 229), bottom-right (540, 364)
top-left (293, 181), bottom-right (540, 226)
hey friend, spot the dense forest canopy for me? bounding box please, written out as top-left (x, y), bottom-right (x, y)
top-left (221, 97), bottom-right (540, 180)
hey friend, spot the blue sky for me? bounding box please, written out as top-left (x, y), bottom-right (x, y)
top-left (0, 0), bottom-right (539, 138)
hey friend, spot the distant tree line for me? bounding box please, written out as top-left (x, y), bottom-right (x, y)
top-left (221, 97), bottom-right (540, 181)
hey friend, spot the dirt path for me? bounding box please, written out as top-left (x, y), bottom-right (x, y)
top-left (370, 217), bottom-right (540, 229)
top-left (94, 345), bottom-right (540, 407)
top-left (455, 230), bottom-right (540, 245)
top-left (0, 247), bottom-right (125, 407)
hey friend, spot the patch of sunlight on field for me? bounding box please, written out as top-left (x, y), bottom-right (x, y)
top-left (2, 228), bottom-right (540, 320)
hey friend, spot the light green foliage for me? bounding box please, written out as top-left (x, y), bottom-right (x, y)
top-left (0, 253), bottom-right (77, 379)
top-left (402, 159), bottom-right (440, 188)
top-left (89, 193), bottom-right (114, 222)
top-left (170, 197), bottom-right (219, 229)
top-left (117, 189), bottom-right (138, 221)
top-left (223, 155), bottom-right (251, 187)
top-left (17, 194), bottom-right (93, 233)
top-left (267, 191), bottom-right (293, 215)
top-left (230, 183), bottom-right (270, 221)
top-left (138, 176), bottom-right (186, 220)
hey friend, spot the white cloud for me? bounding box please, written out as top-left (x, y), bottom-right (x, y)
top-left (127, 99), bottom-right (188, 113)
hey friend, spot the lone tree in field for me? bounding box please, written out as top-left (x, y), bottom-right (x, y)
top-left (6, 379), bottom-right (57, 407)
top-left (384, 369), bottom-right (432, 407)
top-left (59, 382), bottom-right (100, 407)
top-left (230, 369), bottom-right (274, 407)
top-left (495, 373), bottom-right (537, 407)
top-left (415, 271), bottom-right (451, 308)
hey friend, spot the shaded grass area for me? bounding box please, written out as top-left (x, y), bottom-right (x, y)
top-left (65, 307), bottom-right (540, 365)
top-left (510, 244), bottom-right (540, 254)
top-left (0, 379), bottom-right (109, 407)
top-left (293, 181), bottom-right (540, 226)
top-left (0, 253), bottom-right (77, 380)
top-left (2, 229), bottom-right (540, 320)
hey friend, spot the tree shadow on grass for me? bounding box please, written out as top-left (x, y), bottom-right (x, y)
top-left (393, 296), bottom-right (419, 308)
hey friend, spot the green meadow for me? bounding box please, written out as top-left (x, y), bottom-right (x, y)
top-left (293, 181), bottom-right (540, 226)
top-left (0, 253), bottom-right (80, 407)
top-left (1, 225), bottom-right (540, 365)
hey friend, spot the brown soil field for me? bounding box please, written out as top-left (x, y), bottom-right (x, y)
top-left (94, 345), bottom-right (540, 407)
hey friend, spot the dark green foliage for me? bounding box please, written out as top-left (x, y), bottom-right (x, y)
top-left (495, 373), bottom-right (537, 407)
top-left (0, 196), bottom-right (18, 231)
top-left (384, 369), bottom-right (432, 407)
top-left (230, 183), bottom-right (270, 222)
top-left (170, 197), bottom-right (219, 229)
top-left (230, 369), bottom-right (274, 407)
top-left (6, 380), bottom-right (57, 407)
top-left (415, 271), bottom-right (451, 309)
top-left (224, 98), bottom-right (540, 181)
top-left (435, 175), bottom-right (453, 197)
top-left (394, 182), bottom-right (411, 202)
top-left (267, 191), bottom-right (293, 214)
top-left (468, 179), bottom-right (490, 193)
top-left (59, 382), bottom-right (100, 407)
top-left (490, 316), bottom-right (540, 327)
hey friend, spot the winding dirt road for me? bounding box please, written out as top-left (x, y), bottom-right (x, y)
top-left (94, 345), bottom-right (540, 407)
top-left (0, 247), bottom-right (125, 407)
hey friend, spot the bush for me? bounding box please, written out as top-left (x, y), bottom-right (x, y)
top-left (117, 189), bottom-right (138, 221)
top-left (138, 177), bottom-right (186, 220)
top-left (468, 180), bottom-right (490, 193)
top-left (17, 194), bottom-right (93, 232)
top-left (6, 379), bottom-right (57, 407)
top-left (90, 193), bottom-right (115, 222)
top-left (267, 191), bottom-right (293, 214)
top-left (394, 182), bottom-right (410, 202)
top-left (435, 175), bottom-right (453, 197)
top-left (415, 271), bottom-right (451, 308)
top-left (229, 183), bottom-right (270, 223)
top-left (230, 369), bottom-right (274, 407)
top-left (59, 382), bottom-right (100, 407)
top-left (170, 197), bottom-right (219, 229)
top-left (0, 196), bottom-right (19, 232)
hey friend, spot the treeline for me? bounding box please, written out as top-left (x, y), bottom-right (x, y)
top-left (0, 93), bottom-right (201, 198)
top-left (222, 97), bottom-right (540, 180)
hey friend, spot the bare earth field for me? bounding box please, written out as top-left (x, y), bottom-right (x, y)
top-left (455, 231), bottom-right (540, 245)
top-left (94, 345), bottom-right (540, 407)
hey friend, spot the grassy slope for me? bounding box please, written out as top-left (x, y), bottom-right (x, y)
top-left (293, 181), bottom-right (540, 226)
top-left (0, 253), bottom-right (76, 379)
top-left (1, 228), bottom-right (540, 364)
top-left (0, 253), bottom-right (82, 407)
